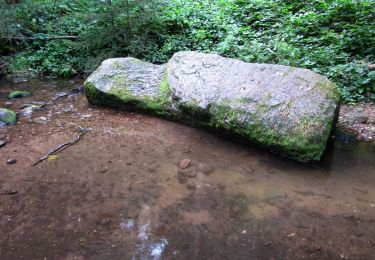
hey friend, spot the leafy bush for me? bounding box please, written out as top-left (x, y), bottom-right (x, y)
top-left (158, 0), bottom-right (374, 102)
top-left (1, 0), bottom-right (89, 76)
top-left (0, 0), bottom-right (374, 102)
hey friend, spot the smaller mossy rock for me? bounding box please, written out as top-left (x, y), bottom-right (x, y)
top-left (0, 108), bottom-right (17, 125)
top-left (8, 91), bottom-right (32, 99)
top-left (85, 52), bottom-right (341, 162)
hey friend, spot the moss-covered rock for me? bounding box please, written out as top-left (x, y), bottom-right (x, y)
top-left (84, 52), bottom-right (341, 161)
top-left (0, 108), bottom-right (17, 125)
top-left (8, 91), bottom-right (32, 99)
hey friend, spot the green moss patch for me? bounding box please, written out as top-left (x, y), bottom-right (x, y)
top-left (8, 91), bottom-right (32, 99)
top-left (0, 108), bottom-right (17, 125)
top-left (84, 74), bottom-right (174, 118)
top-left (204, 104), bottom-right (328, 161)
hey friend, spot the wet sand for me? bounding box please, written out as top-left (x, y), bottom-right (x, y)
top-left (1, 79), bottom-right (375, 259)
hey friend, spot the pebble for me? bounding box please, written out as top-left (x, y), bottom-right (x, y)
top-left (178, 170), bottom-right (196, 178)
top-left (6, 159), bottom-right (17, 165)
top-left (62, 105), bottom-right (75, 113)
top-left (178, 159), bottom-right (191, 169)
top-left (0, 140), bottom-right (5, 147)
top-left (356, 116), bottom-right (368, 124)
top-left (33, 116), bottom-right (48, 124)
top-left (186, 183), bottom-right (197, 190)
top-left (80, 114), bottom-right (92, 120)
top-left (263, 242), bottom-right (271, 247)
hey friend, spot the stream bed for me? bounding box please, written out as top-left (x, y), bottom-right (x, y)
top-left (1, 79), bottom-right (375, 259)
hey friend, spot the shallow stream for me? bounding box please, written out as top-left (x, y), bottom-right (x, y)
top-left (0, 79), bottom-right (374, 259)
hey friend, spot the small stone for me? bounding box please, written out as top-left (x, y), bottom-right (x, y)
top-left (263, 241), bottom-right (271, 247)
top-left (178, 159), bottom-right (191, 169)
top-left (19, 104), bottom-right (40, 118)
top-left (101, 218), bottom-right (112, 225)
top-left (357, 116), bottom-right (368, 124)
top-left (6, 159), bottom-right (17, 165)
top-left (186, 183), bottom-right (197, 190)
top-left (4, 102), bottom-right (12, 106)
top-left (80, 114), bottom-right (92, 120)
top-left (62, 105), bottom-right (75, 113)
top-left (0, 140), bottom-right (6, 147)
top-left (34, 116), bottom-right (48, 124)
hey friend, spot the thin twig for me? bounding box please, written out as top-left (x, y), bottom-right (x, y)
top-left (33, 128), bottom-right (89, 166)
top-left (37, 86), bottom-right (84, 109)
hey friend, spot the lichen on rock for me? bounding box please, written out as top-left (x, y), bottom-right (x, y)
top-left (84, 51), bottom-right (341, 161)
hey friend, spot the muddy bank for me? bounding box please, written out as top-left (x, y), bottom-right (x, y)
top-left (0, 79), bottom-right (375, 260)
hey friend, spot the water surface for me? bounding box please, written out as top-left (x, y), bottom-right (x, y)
top-left (0, 79), bottom-right (374, 259)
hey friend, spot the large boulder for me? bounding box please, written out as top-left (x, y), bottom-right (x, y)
top-left (85, 52), bottom-right (340, 161)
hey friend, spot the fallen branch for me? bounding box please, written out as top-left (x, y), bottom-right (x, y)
top-left (38, 86), bottom-right (84, 108)
top-left (33, 127), bottom-right (89, 166)
top-left (19, 86), bottom-right (83, 115)
top-left (1, 36), bottom-right (79, 41)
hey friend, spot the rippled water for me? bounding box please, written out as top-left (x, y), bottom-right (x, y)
top-left (0, 79), bottom-right (374, 259)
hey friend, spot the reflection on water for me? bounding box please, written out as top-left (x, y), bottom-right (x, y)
top-left (134, 205), bottom-right (169, 260)
top-left (0, 78), bottom-right (374, 259)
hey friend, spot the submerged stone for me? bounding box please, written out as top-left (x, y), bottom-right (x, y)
top-left (84, 52), bottom-right (340, 161)
top-left (8, 91), bottom-right (32, 99)
top-left (0, 108), bottom-right (17, 125)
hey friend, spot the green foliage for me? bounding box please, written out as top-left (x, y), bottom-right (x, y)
top-left (77, 0), bottom-right (166, 73)
top-left (1, 0), bottom-right (89, 76)
top-left (1, 0), bottom-right (374, 102)
top-left (159, 0), bottom-right (374, 102)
